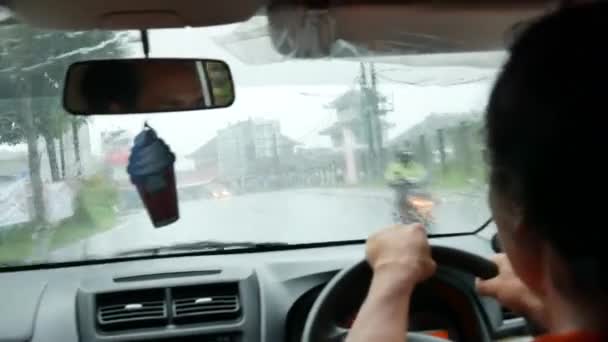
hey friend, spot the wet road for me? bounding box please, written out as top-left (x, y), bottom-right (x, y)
top-left (49, 188), bottom-right (490, 261)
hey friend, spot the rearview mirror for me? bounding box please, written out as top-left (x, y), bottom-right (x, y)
top-left (63, 59), bottom-right (234, 115)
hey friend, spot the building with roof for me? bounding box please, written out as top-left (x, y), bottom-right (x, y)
top-left (188, 118), bottom-right (299, 189)
top-left (320, 89), bottom-right (393, 184)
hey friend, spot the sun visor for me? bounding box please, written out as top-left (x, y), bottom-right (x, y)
top-left (213, 1), bottom-right (549, 65)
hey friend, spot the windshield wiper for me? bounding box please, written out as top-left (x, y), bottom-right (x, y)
top-left (115, 240), bottom-right (290, 257)
top-left (0, 259), bottom-right (34, 267)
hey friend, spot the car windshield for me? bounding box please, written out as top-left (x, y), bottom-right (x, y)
top-left (0, 18), bottom-right (498, 266)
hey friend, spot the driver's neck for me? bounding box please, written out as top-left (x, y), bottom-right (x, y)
top-left (542, 281), bottom-right (607, 334)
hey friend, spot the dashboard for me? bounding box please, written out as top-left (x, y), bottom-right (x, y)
top-left (0, 235), bottom-right (518, 342)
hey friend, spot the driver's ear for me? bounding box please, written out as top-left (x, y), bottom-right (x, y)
top-left (490, 189), bottom-right (546, 295)
top-left (505, 223), bottom-right (548, 298)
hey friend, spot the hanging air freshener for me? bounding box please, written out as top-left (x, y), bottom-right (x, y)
top-left (127, 123), bottom-right (179, 228)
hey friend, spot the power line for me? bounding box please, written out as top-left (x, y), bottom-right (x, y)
top-left (295, 111), bottom-right (335, 142)
top-left (376, 72), bottom-right (492, 86)
top-left (441, 76), bottom-right (494, 86)
top-left (294, 83), bottom-right (360, 143)
top-left (376, 73), bottom-right (431, 85)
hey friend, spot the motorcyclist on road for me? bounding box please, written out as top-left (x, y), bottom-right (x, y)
top-left (385, 151), bottom-right (429, 223)
top-left (384, 151), bottom-right (426, 185)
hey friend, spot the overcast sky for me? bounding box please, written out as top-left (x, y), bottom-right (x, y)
top-left (1, 18), bottom-right (502, 158)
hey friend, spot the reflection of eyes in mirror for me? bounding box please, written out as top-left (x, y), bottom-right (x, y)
top-left (63, 58), bottom-right (235, 115)
top-left (135, 61), bottom-right (202, 112)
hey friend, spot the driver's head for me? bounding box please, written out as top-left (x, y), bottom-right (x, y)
top-left (486, 2), bottom-right (608, 309)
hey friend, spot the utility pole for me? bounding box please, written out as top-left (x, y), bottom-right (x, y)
top-left (437, 128), bottom-right (447, 175)
top-left (358, 62), bottom-right (392, 179)
top-left (360, 62), bottom-right (376, 179)
top-left (369, 62), bottom-right (384, 175)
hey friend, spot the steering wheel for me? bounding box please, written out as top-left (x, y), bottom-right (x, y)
top-left (302, 246), bottom-right (499, 342)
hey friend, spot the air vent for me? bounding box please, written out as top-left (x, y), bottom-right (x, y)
top-left (96, 288), bottom-right (167, 331)
top-left (171, 283), bottom-right (241, 325)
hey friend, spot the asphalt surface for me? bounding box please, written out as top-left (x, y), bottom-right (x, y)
top-left (49, 188), bottom-right (490, 262)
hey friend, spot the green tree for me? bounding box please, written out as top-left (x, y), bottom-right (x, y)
top-left (70, 116), bottom-right (88, 176)
top-left (34, 97), bottom-right (65, 182)
top-left (58, 129), bottom-right (66, 179)
top-left (0, 24), bottom-right (129, 223)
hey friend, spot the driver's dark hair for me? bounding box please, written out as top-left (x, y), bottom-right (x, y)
top-left (486, 2), bottom-right (608, 296)
top-left (80, 60), bottom-right (140, 113)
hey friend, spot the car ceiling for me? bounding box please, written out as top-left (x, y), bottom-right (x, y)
top-left (3, 0), bottom-right (555, 56)
top-left (4, 0), bottom-right (265, 29)
top-left (4, 0), bottom-right (552, 30)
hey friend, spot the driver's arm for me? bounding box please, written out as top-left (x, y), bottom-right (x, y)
top-left (346, 225), bottom-right (436, 342)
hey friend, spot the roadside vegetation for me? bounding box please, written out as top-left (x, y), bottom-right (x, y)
top-left (0, 175), bottom-right (119, 265)
top-left (429, 166), bottom-right (486, 191)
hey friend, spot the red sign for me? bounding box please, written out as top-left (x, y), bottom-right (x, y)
top-left (105, 149), bottom-right (130, 166)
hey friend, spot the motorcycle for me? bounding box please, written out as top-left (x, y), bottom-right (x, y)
top-left (388, 180), bottom-right (436, 227)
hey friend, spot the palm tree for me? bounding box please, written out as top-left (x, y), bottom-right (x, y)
top-left (36, 98), bottom-right (65, 182)
top-left (70, 116), bottom-right (87, 177)
top-left (58, 132), bottom-right (66, 178)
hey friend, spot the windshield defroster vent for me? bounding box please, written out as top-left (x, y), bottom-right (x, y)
top-left (96, 288), bottom-right (167, 331)
top-left (171, 283), bottom-right (241, 325)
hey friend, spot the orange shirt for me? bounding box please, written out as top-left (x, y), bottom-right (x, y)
top-left (535, 332), bottom-right (607, 341)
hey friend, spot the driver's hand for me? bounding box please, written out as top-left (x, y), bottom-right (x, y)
top-left (366, 224), bottom-right (436, 286)
top-left (476, 253), bottom-right (546, 327)
top-left (346, 224), bottom-right (435, 342)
